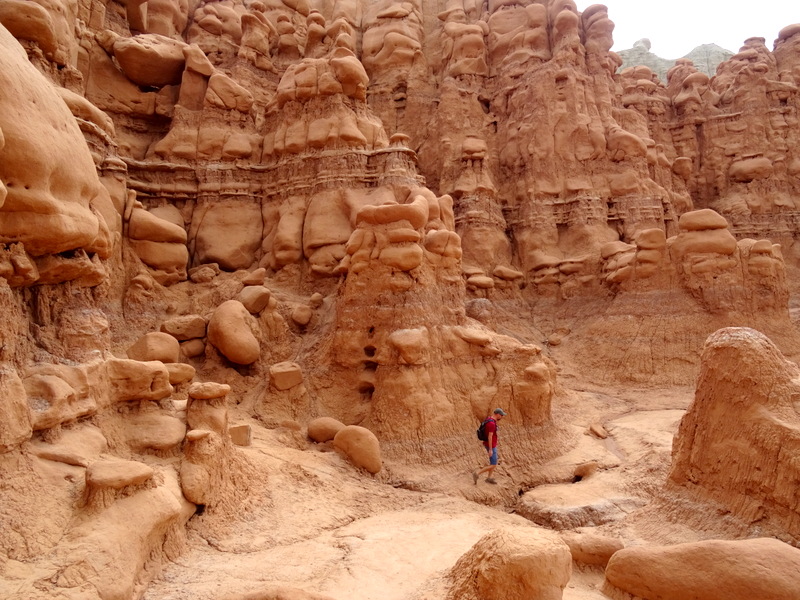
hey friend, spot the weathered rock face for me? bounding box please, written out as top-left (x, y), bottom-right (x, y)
top-left (1, 1), bottom-right (800, 598)
top-left (668, 327), bottom-right (800, 542)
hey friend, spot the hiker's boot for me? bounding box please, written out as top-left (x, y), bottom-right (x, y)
top-left (472, 471), bottom-right (479, 485)
top-left (485, 477), bottom-right (497, 484)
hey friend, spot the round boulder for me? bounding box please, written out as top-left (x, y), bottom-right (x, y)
top-left (207, 300), bottom-right (260, 365)
top-left (127, 331), bottom-right (180, 363)
top-left (308, 417), bottom-right (345, 443)
top-left (333, 425), bottom-right (382, 474)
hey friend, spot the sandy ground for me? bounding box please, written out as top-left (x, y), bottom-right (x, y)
top-left (142, 380), bottom-right (698, 600)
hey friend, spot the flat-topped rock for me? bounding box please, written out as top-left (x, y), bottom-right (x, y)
top-left (86, 458), bottom-right (154, 489)
top-left (188, 381), bottom-right (231, 400)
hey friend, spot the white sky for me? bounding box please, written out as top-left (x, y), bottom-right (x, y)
top-left (575, 0), bottom-right (800, 58)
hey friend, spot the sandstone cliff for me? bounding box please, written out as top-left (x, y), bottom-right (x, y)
top-left (1, 1), bottom-right (800, 599)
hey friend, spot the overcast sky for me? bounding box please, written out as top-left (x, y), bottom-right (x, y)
top-left (575, 0), bottom-right (800, 58)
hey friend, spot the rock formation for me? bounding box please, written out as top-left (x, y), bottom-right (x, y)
top-left (669, 327), bottom-right (800, 542)
top-left (605, 537), bottom-right (800, 600)
top-left (618, 38), bottom-right (734, 80)
top-left (0, 0), bottom-right (800, 598)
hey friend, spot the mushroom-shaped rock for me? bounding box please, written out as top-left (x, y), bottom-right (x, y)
top-left (207, 300), bottom-right (260, 365)
top-left (127, 331), bottom-right (181, 363)
top-left (333, 425), bottom-right (382, 474)
top-left (269, 362), bottom-right (304, 390)
top-left (106, 358), bottom-right (173, 402)
top-left (187, 382), bottom-right (230, 434)
top-left (446, 527), bottom-right (572, 600)
top-left (308, 416), bottom-right (345, 443)
top-left (180, 429), bottom-right (213, 505)
top-left (84, 458), bottom-right (154, 510)
top-left (678, 208), bottom-right (729, 231)
top-left (493, 265), bottom-right (524, 281)
top-left (605, 538), bottom-right (800, 600)
top-left (188, 381), bottom-right (230, 400)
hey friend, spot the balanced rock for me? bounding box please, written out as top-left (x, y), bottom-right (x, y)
top-left (188, 381), bottom-right (230, 400)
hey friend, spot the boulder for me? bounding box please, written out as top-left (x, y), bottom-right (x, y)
top-left (605, 538), bottom-right (800, 600)
top-left (269, 361), bottom-right (303, 390)
top-left (228, 424), bottom-right (251, 446)
top-left (207, 300), bottom-right (261, 365)
top-left (446, 527), bottom-right (572, 600)
top-left (181, 339), bottom-right (206, 358)
top-left (241, 268), bottom-right (267, 285)
top-left (291, 304), bottom-right (313, 326)
top-left (308, 417), bottom-right (345, 443)
top-left (127, 332), bottom-right (181, 363)
top-left (194, 200), bottom-right (262, 270)
top-left (165, 362), bottom-right (196, 385)
top-left (678, 208), bottom-right (729, 231)
top-left (161, 314), bottom-right (207, 340)
top-left (238, 285), bottom-right (271, 313)
top-left (333, 425), bottom-right (382, 474)
top-left (124, 413), bottom-right (186, 452)
top-left (106, 358), bottom-right (173, 402)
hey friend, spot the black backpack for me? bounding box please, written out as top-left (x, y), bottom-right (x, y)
top-left (476, 418), bottom-right (494, 442)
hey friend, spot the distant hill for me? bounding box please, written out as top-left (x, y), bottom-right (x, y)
top-left (617, 38), bottom-right (734, 81)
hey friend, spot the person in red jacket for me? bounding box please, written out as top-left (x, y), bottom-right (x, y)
top-left (473, 408), bottom-right (506, 484)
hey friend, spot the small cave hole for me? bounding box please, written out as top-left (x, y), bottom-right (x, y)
top-left (195, 504), bottom-right (206, 515)
top-left (479, 97), bottom-right (491, 113)
top-left (572, 475), bottom-right (583, 483)
top-left (367, 326), bottom-right (375, 336)
top-left (363, 360), bottom-right (378, 371)
top-left (358, 382), bottom-right (375, 394)
top-left (364, 346), bottom-right (376, 357)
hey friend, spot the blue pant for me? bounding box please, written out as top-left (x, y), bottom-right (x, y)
top-left (485, 446), bottom-right (498, 465)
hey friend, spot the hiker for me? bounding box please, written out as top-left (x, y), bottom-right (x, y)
top-left (473, 408), bottom-right (506, 485)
